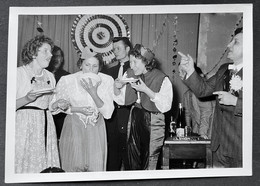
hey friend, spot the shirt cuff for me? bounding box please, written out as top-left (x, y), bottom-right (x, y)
top-left (185, 69), bottom-right (195, 80)
top-left (150, 93), bottom-right (159, 102)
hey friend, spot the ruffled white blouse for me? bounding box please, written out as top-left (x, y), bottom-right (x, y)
top-left (51, 71), bottom-right (115, 126)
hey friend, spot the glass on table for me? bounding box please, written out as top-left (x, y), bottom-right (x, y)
top-left (184, 126), bottom-right (192, 137)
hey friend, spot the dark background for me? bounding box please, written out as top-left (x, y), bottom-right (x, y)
top-left (0, 0), bottom-right (259, 185)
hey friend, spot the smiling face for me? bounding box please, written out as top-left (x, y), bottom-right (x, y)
top-left (130, 55), bottom-right (147, 75)
top-left (35, 43), bottom-right (53, 69)
top-left (227, 33), bottom-right (243, 65)
top-left (81, 56), bottom-right (100, 74)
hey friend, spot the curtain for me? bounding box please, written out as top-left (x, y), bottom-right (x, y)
top-left (18, 15), bottom-right (78, 73)
top-left (17, 14), bottom-right (199, 107)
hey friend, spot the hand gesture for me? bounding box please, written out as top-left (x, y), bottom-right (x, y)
top-left (52, 99), bottom-right (70, 111)
top-left (80, 78), bottom-right (101, 96)
top-left (25, 90), bottom-right (43, 102)
top-left (213, 91), bottom-right (238, 106)
top-left (79, 107), bottom-right (94, 116)
top-left (114, 78), bottom-right (126, 89)
top-left (178, 65), bottom-right (187, 80)
top-left (178, 52), bottom-right (195, 76)
top-left (130, 78), bottom-right (148, 93)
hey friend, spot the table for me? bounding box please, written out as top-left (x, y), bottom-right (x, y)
top-left (162, 136), bottom-right (212, 169)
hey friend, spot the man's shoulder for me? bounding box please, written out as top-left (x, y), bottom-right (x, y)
top-left (55, 69), bottom-right (69, 75)
top-left (105, 61), bottom-right (119, 70)
top-left (102, 62), bottom-right (119, 78)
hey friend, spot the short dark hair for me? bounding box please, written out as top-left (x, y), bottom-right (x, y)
top-left (129, 44), bottom-right (158, 71)
top-left (46, 45), bottom-right (65, 72)
top-left (21, 35), bottom-right (54, 65)
top-left (52, 45), bottom-right (64, 57)
top-left (77, 53), bottom-right (104, 72)
top-left (112, 37), bottom-right (133, 50)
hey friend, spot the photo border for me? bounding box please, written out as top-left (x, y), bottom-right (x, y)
top-left (5, 4), bottom-right (253, 183)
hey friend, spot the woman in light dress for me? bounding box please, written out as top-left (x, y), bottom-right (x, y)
top-left (15, 35), bottom-right (60, 173)
top-left (51, 51), bottom-right (114, 172)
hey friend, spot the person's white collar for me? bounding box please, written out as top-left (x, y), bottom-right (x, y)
top-left (228, 63), bottom-right (243, 72)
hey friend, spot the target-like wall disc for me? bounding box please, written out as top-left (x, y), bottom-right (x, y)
top-left (71, 14), bottom-right (130, 64)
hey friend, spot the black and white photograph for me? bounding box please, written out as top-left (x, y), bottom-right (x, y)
top-left (4, 4), bottom-right (253, 184)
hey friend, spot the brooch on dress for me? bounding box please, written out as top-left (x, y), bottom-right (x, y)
top-left (229, 74), bottom-right (243, 95)
top-left (30, 76), bottom-right (50, 85)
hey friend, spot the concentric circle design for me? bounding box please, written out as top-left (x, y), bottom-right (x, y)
top-left (71, 14), bottom-right (130, 64)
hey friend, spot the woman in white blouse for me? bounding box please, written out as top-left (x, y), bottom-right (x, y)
top-left (51, 52), bottom-right (114, 172)
top-left (114, 44), bottom-right (173, 170)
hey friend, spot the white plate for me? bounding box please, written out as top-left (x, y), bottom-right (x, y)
top-left (31, 88), bottom-right (55, 94)
top-left (121, 78), bottom-right (138, 83)
top-left (79, 72), bottom-right (101, 86)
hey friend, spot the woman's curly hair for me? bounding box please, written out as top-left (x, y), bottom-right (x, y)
top-left (77, 53), bottom-right (104, 72)
top-left (129, 44), bottom-right (158, 71)
top-left (21, 35), bottom-right (54, 65)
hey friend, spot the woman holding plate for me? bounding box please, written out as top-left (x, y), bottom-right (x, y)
top-left (115, 44), bottom-right (173, 170)
top-left (15, 35), bottom-right (60, 173)
top-left (51, 49), bottom-right (114, 172)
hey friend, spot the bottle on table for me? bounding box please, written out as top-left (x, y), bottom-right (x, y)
top-left (176, 103), bottom-right (185, 137)
top-left (169, 116), bottom-right (176, 137)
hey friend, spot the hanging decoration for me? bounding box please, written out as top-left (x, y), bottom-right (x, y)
top-left (150, 15), bottom-right (178, 75)
top-left (71, 14), bottom-right (130, 65)
top-left (204, 16), bottom-right (243, 77)
top-left (152, 15), bottom-right (168, 51)
top-left (36, 16), bottom-right (44, 34)
top-left (171, 15), bottom-right (178, 75)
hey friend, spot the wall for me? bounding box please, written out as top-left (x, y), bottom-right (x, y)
top-left (197, 13), bottom-right (243, 78)
top-left (17, 13), bottom-right (242, 121)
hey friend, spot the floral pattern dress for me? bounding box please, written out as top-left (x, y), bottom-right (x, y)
top-left (51, 71), bottom-right (114, 172)
top-left (15, 65), bottom-right (60, 173)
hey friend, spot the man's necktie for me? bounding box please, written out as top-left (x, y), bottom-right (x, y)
top-left (118, 62), bottom-right (124, 79)
top-left (223, 69), bottom-right (232, 92)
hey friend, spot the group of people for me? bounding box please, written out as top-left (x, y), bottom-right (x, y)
top-left (15, 35), bottom-right (172, 173)
top-left (15, 26), bottom-right (243, 173)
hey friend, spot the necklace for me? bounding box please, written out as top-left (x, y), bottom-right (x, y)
top-left (25, 65), bottom-right (50, 85)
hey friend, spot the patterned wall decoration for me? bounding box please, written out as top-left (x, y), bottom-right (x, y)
top-left (171, 15), bottom-right (178, 75)
top-left (71, 14), bottom-right (130, 64)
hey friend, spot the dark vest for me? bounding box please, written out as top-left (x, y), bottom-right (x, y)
top-left (125, 68), bottom-right (166, 112)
